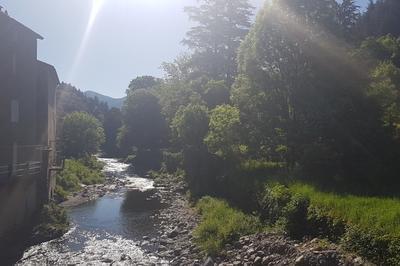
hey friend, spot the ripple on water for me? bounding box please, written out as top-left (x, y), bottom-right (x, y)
top-left (18, 231), bottom-right (167, 265)
top-left (17, 158), bottom-right (166, 265)
top-left (98, 158), bottom-right (130, 173)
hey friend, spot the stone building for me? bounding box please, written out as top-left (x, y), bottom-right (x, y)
top-left (0, 10), bottom-right (60, 247)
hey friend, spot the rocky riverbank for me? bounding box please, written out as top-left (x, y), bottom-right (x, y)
top-left (211, 233), bottom-right (371, 266)
top-left (141, 174), bottom-right (372, 266)
top-left (55, 164), bottom-right (371, 266)
top-left (138, 177), bottom-right (204, 265)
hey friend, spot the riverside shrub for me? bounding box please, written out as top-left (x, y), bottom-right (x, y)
top-left (55, 159), bottom-right (105, 201)
top-left (258, 183), bottom-right (310, 238)
top-left (31, 203), bottom-right (69, 243)
top-left (290, 183), bottom-right (400, 265)
top-left (194, 196), bottom-right (261, 255)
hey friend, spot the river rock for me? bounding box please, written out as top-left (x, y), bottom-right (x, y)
top-left (167, 228), bottom-right (179, 238)
top-left (203, 257), bottom-right (214, 266)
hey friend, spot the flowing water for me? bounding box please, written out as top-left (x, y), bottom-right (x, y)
top-left (17, 158), bottom-right (168, 265)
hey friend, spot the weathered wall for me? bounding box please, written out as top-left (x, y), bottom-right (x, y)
top-left (0, 12), bottom-right (59, 247)
top-left (0, 175), bottom-right (40, 242)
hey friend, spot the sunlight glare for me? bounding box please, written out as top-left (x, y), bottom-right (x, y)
top-left (67, 0), bottom-right (105, 82)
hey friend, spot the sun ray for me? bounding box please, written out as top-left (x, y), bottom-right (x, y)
top-left (67, 0), bottom-right (105, 82)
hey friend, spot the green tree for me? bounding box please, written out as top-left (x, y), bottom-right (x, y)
top-left (337, 0), bottom-right (360, 41)
top-left (171, 104), bottom-right (209, 148)
top-left (369, 62), bottom-right (400, 137)
top-left (203, 80), bottom-right (230, 109)
top-left (205, 105), bottom-right (243, 160)
top-left (233, 0), bottom-right (395, 189)
top-left (355, 35), bottom-right (400, 68)
top-left (120, 89), bottom-right (167, 151)
top-left (128, 75), bottom-right (162, 92)
top-left (61, 112), bottom-right (105, 158)
top-left (102, 107), bottom-right (122, 156)
top-left (183, 0), bottom-right (253, 85)
top-left (359, 0), bottom-right (400, 38)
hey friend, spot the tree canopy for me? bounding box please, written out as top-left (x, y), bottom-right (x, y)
top-left (61, 112), bottom-right (105, 158)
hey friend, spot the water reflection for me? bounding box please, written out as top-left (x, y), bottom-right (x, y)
top-left (121, 189), bottom-right (164, 212)
top-left (17, 158), bottom-right (167, 265)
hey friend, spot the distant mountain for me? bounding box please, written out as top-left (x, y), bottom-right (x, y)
top-left (85, 90), bottom-right (125, 109)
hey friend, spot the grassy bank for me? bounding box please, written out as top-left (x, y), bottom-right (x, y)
top-left (55, 156), bottom-right (105, 202)
top-left (289, 183), bottom-right (400, 237)
top-left (194, 197), bottom-right (262, 255)
top-left (193, 183), bottom-right (400, 265)
top-left (289, 183), bottom-right (400, 265)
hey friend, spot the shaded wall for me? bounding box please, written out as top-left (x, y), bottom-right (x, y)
top-left (0, 12), bottom-right (59, 246)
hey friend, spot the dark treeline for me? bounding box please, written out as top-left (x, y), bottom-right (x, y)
top-left (112, 0), bottom-right (400, 199)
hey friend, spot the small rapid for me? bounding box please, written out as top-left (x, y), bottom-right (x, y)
top-left (17, 158), bottom-right (168, 265)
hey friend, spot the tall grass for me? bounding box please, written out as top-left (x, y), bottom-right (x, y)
top-left (55, 158), bottom-right (105, 201)
top-left (194, 196), bottom-right (262, 255)
top-left (290, 183), bottom-right (400, 236)
top-left (289, 183), bottom-right (400, 265)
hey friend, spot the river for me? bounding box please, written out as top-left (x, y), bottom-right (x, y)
top-left (17, 158), bottom-right (169, 265)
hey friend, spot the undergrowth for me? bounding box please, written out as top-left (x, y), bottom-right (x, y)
top-left (194, 196), bottom-right (261, 256)
top-left (54, 157), bottom-right (105, 202)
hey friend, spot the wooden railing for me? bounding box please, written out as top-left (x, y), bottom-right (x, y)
top-left (0, 145), bottom-right (47, 182)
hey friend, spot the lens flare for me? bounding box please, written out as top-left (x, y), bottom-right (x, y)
top-left (67, 0), bottom-right (104, 82)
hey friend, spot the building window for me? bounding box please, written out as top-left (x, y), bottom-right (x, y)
top-left (11, 100), bottom-right (19, 123)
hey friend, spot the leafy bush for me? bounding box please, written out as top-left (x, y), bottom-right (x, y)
top-left (258, 183), bottom-right (292, 224)
top-left (194, 196), bottom-right (261, 255)
top-left (54, 185), bottom-right (69, 202)
top-left (258, 183), bottom-right (309, 239)
top-left (307, 205), bottom-right (345, 242)
top-left (61, 112), bottom-right (105, 158)
top-left (290, 183), bottom-right (400, 265)
top-left (342, 226), bottom-right (400, 265)
top-left (277, 194), bottom-right (310, 239)
top-left (162, 151), bottom-right (183, 173)
top-left (31, 203), bottom-right (69, 243)
top-left (79, 155), bottom-right (105, 172)
top-left (240, 160), bottom-right (286, 172)
top-left (55, 159), bottom-right (105, 201)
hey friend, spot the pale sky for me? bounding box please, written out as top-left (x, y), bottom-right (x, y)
top-left (0, 0), bottom-right (368, 98)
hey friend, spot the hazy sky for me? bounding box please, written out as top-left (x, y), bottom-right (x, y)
top-left (0, 0), bottom-right (368, 98)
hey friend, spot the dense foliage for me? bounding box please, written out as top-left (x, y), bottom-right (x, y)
top-left (55, 158), bottom-right (105, 202)
top-left (194, 197), bottom-right (261, 255)
top-left (98, 0), bottom-right (400, 263)
top-left (61, 112), bottom-right (105, 158)
top-left (57, 83), bottom-right (123, 157)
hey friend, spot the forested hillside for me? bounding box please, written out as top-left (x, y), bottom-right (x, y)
top-left (84, 90), bottom-right (125, 109)
top-left (56, 83), bottom-right (122, 156)
top-left (117, 0), bottom-right (400, 196)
